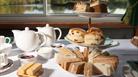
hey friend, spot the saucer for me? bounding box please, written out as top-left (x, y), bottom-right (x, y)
top-left (0, 59), bottom-right (13, 73)
top-left (18, 52), bottom-right (38, 64)
top-left (77, 12), bottom-right (108, 18)
top-left (56, 60), bottom-right (103, 77)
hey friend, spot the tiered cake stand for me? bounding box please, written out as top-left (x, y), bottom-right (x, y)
top-left (77, 12), bottom-right (108, 28)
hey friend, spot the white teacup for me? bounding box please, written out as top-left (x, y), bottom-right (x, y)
top-left (37, 47), bottom-right (53, 59)
top-left (0, 43), bottom-right (12, 55)
top-left (0, 53), bottom-right (8, 68)
top-left (0, 36), bottom-right (11, 44)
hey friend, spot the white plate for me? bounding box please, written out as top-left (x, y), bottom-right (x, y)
top-left (123, 65), bottom-right (137, 77)
top-left (65, 36), bottom-right (113, 47)
top-left (77, 12), bottom-right (108, 18)
top-left (56, 59), bottom-right (103, 77)
top-left (0, 59), bottom-right (13, 73)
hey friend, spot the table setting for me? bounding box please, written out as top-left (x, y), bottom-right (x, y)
top-left (0, 24), bottom-right (138, 77)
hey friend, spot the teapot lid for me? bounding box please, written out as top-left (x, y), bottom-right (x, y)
top-left (46, 24), bottom-right (50, 27)
top-left (45, 24), bottom-right (53, 28)
top-left (25, 27), bottom-right (29, 31)
top-left (24, 27), bottom-right (35, 32)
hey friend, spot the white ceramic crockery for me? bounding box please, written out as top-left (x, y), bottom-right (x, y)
top-left (0, 43), bottom-right (12, 55)
top-left (12, 27), bottom-right (47, 52)
top-left (0, 36), bottom-right (11, 44)
top-left (37, 47), bottom-right (53, 59)
top-left (36, 24), bottom-right (62, 46)
top-left (0, 53), bottom-right (8, 68)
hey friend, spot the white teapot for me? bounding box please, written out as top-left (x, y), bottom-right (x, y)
top-left (12, 27), bottom-right (46, 52)
top-left (36, 24), bottom-right (62, 46)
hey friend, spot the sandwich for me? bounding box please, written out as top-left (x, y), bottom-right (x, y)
top-left (17, 62), bottom-right (43, 77)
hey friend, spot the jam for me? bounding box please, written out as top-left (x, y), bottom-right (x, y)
top-left (20, 55), bottom-right (34, 59)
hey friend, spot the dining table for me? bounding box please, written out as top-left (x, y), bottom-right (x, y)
top-left (0, 39), bottom-right (138, 77)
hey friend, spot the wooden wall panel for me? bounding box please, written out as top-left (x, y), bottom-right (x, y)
top-left (0, 21), bottom-right (136, 36)
top-left (0, 21), bottom-right (131, 29)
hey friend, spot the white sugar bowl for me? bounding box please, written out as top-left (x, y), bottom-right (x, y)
top-left (37, 47), bottom-right (53, 59)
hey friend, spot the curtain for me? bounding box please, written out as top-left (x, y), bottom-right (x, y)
top-left (121, 0), bottom-right (138, 26)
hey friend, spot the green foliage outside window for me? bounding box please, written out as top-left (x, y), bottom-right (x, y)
top-left (0, 0), bottom-right (43, 5)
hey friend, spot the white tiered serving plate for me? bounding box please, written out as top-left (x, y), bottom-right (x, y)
top-left (64, 36), bottom-right (113, 47)
top-left (76, 12), bottom-right (108, 18)
top-left (54, 58), bottom-right (103, 77)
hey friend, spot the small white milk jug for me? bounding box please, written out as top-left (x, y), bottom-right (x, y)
top-left (36, 24), bottom-right (62, 46)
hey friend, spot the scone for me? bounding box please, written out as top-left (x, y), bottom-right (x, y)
top-left (90, 0), bottom-right (108, 13)
top-left (84, 32), bottom-right (104, 45)
top-left (85, 27), bottom-right (104, 45)
top-left (74, 1), bottom-right (89, 12)
top-left (67, 28), bottom-right (86, 43)
top-left (131, 36), bottom-right (138, 47)
top-left (87, 27), bottom-right (104, 36)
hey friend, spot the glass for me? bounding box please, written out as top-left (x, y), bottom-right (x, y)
top-left (0, 0), bottom-right (44, 15)
top-left (108, 0), bottom-right (127, 14)
top-left (47, 0), bottom-right (77, 14)
top-left (47, 0), bottom-right (127, 15)
top-left (0, 0), bottom-right (127, 15)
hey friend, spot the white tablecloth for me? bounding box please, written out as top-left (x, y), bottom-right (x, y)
top-left (0, 39), bottom-right (138, 77)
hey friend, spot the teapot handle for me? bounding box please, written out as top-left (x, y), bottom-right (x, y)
top-left (37, 32), bottom-right (47, 47)
top-left (54, 28), bottom-right (62, 40)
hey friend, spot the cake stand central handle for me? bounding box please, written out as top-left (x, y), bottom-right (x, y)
top-left (88, 17), bottom-right (91, 29)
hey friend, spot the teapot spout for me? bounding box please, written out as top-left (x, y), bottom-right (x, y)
top-left (36, 27), bottom-right (41, 30)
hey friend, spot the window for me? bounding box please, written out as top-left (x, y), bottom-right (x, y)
top-left (107, 0), bottom-right (127, 14)
top-left (0, 0), bottom-right (44, 15)
top-left (0, 0), bottom-right (127, 15)
top-left (47, 0), bottom-right (127, 15)
top-left (46, 0), bottom-right (81, 15)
